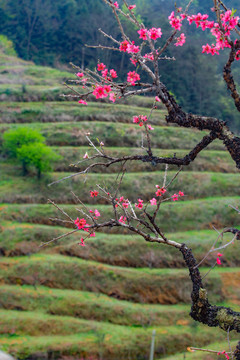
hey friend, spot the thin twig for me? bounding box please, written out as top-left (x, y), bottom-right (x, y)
top-left (40, 229), bottom-right (79, 248)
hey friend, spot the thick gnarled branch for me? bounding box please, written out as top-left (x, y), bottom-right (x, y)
top-left (180, 244), bottom-right (240, 333)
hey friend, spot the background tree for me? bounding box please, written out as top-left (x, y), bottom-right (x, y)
top-left (2, 127), bottom-right (60, 178)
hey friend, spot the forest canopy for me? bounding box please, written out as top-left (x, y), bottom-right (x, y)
top-left (0, 0), bottom-right (239, 129)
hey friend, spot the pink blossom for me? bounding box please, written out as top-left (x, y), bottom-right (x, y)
top-left (101, 69), bottom-right (108, 78)
top-left (114, 1), bottom-right (119, 8)
top-left (148, 27), bottom-right (162, 40)
top-left (138, 28), bottom-right (148, 40)
top-left (93, 86), bottom-right (108, 99)
top-left (126, 42), bottom-right (140, 54)
top-left (143, 52), bottom-right (154, 61)
top-left (90, 190), bottom-right (99, 198)
top-left (75, 218), bottom-right (87, 229)
top-left (77, 72), bottom-right (84, 77)
top-left (155, 96), bottom-right (161, 102)
top-left (169, 12), bottom-right (182, 30)
top-left (150, 198), bottom-right (157, 205)
top-left (120, 40), bottom-right (129, 52)
top-left (216, 257), bottom-right (222, 265)
top-left (104, 85), bottom-right (111, 93)
top-left (135, 199), bottom-right (144, 209)
top-left (178, 191), bottom-right (184, 196)
top-left (122, 202), bottom-right (129, 208)
top-left (109, 92), bottom-right (116, 103)
top-left (202, 44), bottom-right (219, 55)
top-left (94, 209), bottom-right (101, 217)
top-left (130, 57), bottom-right (137, 66)
top-left (128, 5), bottom-right (136, 10)
top-left (100, 141), bottom-right (105, 146)
top-left (78, 99), bottom-right (88, 105)
top-left (147, 124), bottom-right (154, 130)
top-left (97, 63), bottom-right (106, 71)
top-left (119, 216), bottom-right (127, 224)
top-left (155, 187), bottom-right (166, 197)
top-left (236, 50), bottom-right (240, 61)
top-left (79, 237), bottom-right (85, 246)
top-left (217, 252), bottom-right (223, 257)
top-left (172, 194), bottom-right (178, 201)
top-left (83, 152), bottom-right (89, 159)
top-left (110, 69), bottom-right (118, 78)
top-left (127, 71), bottom-right (140, 85)
top-left (175, 33), bottom-right (186, 46)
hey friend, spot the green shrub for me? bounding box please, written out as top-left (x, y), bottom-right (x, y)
top-left (17, 142), bottom-right (61, 179)
top-left (2, 127), bottom-right (60, 178)
top-left (0, 35), bottom-right (17, 56)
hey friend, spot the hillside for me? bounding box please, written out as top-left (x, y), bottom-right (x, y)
top-left (0, 49), bottom-right (240, 360)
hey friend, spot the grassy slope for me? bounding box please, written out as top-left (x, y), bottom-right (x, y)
top-left (160, 340), bottom-right (239, 360)
top-left (50, 146), bottom-right (239, 173)
top-left (0, 49), bottom-right (240, 359)
top-left (0, 121), bottom-right (225, 149)
top-left (0, 314), bottom-right (236, 360)
top-left (1, 224), bottom-right (240, 269)
top-left (0, 101), bottom-right (167, 124)
top-left (0, 254), bottom-right (240, 304)
top-left (1, 168), bottom-right (240, 203)
top-left (1, 197), bottom-right (239, 232)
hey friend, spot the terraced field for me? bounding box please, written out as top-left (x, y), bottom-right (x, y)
top-left (0, 51), bottom-right (240, 360)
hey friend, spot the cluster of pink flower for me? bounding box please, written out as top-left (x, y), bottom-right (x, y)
top-left (132, 114), bottom-right (154, 130)
top-left (221, 10), bottom-right (239, 30)
top-left (187, 13), bottom-right (214, 29)
top-left (168, 11), bottom-right (185, 31)
top-left (75, 217), bottom-right (87, 229)
top-left (217, 350), bottom-right (230, 360)
top-left (133, 114), bottom-right (147, 125)
top-left (113, 2), bottom-right (136, 10)
top-left (135, 198), bottom-right (144, 209)
top-left (120, 40), bottom-right (140, 54)
top-left (155, 186), bottom-right (166, 197)
top-left (143, 51), bottom-right (158, 61)
top-left (216, 252), bottom-right (223, 265)
top-left (150, 187), bottom-right (165, 205)
top-left (175, 33), bottom-right (186, 46)
top-left (89, 209), bottom-right (101, 218)
top-left (97, 63), bottom-right (118, 79)
top-left (171, 191), bottom-right (184, 201)
top-left (149, 187), bottom-right (184, 203)
top-left (90, 190), bottom-right (99, 197)
top-left (75, 217), bottom-right (96, 246)
top-left (188, 11), bottom-right (240, 59)
top-left (130, 57), bottom-right (138, 66)
top-left (127, 71), bottom-right (140, 85)
top-left (115, 196), bottom-right (129, 209)
top-left (137, 27), bottom-right (162, 41)
top-left (119, 216), bottom-right (127, 224)
top-left (92, 85), bottom-right (116, 103)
